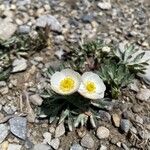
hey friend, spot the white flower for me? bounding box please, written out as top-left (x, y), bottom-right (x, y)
top-left (50, 69), bottom-right (81, 95)
top-left (78, 72), bottom-right (106, 99)
top-left (102, 46), bottom-right (111, 53)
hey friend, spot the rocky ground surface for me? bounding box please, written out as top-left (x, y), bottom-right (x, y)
top-left (0, 0), bottom-right (150, 150)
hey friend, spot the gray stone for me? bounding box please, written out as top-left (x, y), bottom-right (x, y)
top-left (0, 124), bottom-right (9, 143)
top-left (9, 117), bottom-right (27, 140)
top-left (81, 14), bottom-right (94, 23)
top-left (18, 25), bottom-right (30, 34)
top-left (30, 94), bottom-right (43, 106)
top-left (128, 79), bottom-right (139, 92)
top-left (99, 145), bottom-right (107, 150)
top-left (120, 119), bottom-right (130, 133)
top-left (55, 49), bottom-right (64, 60)
top-left (8, 144), bottom-right (22, 150)
top-left (135, 115), bottom-right (143, 124)
top-left (139, 130), bottom-right (150, 139)
top-left (81, 133), bottom-right (94, 149)
top-left (3, 104), bottom-right (17, 115)
top-left (49, 138), bottom-right (60, 150)
top-left (32, 144), bottom-right (52, 150)
top-left (25, 138), bottom-right (34, 149)
top-left (36, 15), bottom-right (62, 32)
top-left (98, 110), bottom-right (111, 122)
top-left (132, 104), bottom-right (143, 113)
top-left (55, 123), bottom-right (65, 138)
top-left (0, 19), bottom-right (17, 40)
top-left (121, 143), bottom-right (129, 150)
top-left (43, 132), bottom-right (52, 144)
top-left (0, 81), bottom-right (7, 88)
top-left (70, 144), bottom-right (83, 150)
top-left (136, 88), bottom-right (150, 102)
top-left (98, 2), bottom-right (111, 10)
top-left (97, 126), bottom-right (110, 139)
top-left (12, 58), bottom-right (27, 73)
top-left (16, 0), bottom-right (31, 6)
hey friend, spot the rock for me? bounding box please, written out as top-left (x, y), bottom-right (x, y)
top-left (132, 104), bottom-right (143, 113)
top-left (120, 119), bottom-right (130, 133)
top-left (112, 113), bottom-right (120, 127)
top-left (49, 126), bottom-right (55, 134)
top-left (121, 143), bottom-right (129, 150)
top-left (16, 0), bottom-right (31, 6)
top-left (81, 133), bottom-right (94, 149)
top-left (55, 49), bottom-right (65, 60)
top-left (70, 144), bottom-right (83, 150)
top-left (9, 117), bottom-right (27, 140)
top-left (36, 15), bottom-right (62, 32)
top-left (3, 104), bottom-right (16, 115)
top-left (12, 58), bottom-right (27, 73)
top-left (102, 46), bottom-right (111, 53)
top-left (8, 144), bottom-right (22, 150)
top-left (18, 25), bottom-right (30, 34)
top-left (55, 123), bottom-right (65, 138)
top-left (135, 115), bottom-right (143, 124)
top-left (0, 87), bottom-right (9, 95)
top-left (25, 138), bottom-right (34, 149)
top-left (0, 19), bottom-right (17, 40)
top-left (128, 79), bottom-right (139, 92)
top-left (34, 57), bottom-right (43, 62)
top-left (98, 2), bottom-right (111, 10)
top-left (98, 110), bottom-right (111, 122)
top-left (139, 130), bottom-right (150, 139)
top-left (54, 35), bottom-right (64, 44)
top-left (81, 14), bottom-right (94, 23)
top-left (97, 126), bottom-right (110, 139)
top-left (99, 145), bottom-right (107, 150)
top-left (30, 94), bottom-right (43, 106)
top-left (136, 88), bottom-right (150, 102)
top-left (32, 144), bottom-right (52, 150)
top-left (49, 138), bottom-right (60, 150)
top-left (43, 132), bottom-right (52, 144)
top-left (0, 124), bottom-right (9, 143)
top-left (0, 81), bottom-right (7, 88)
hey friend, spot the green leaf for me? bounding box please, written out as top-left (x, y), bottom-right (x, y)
top-left (133, 52), bottom-right (145, 63)
top-left (0, 67), bottom-right (12, 81)
top-left (68, 115), bottom-right (73, 131)
top-left (58, 108), bottom-right (70, 124)
top-left (90, 114), bottom-right (96, 128)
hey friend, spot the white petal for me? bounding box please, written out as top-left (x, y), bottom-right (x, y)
top-left (50, 71), bottom-right (65, 93)
top-left (50, 69), bottom-right (81, 95)
top-left (61, 69), bottom-right (81, 80)
top-left (79, 89), bottom-right (104, 100)
top-left (78, 72), bottom-right (106, 99)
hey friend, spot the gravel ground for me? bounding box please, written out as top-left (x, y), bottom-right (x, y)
top-left (0, 0), bottom-right (150, 150)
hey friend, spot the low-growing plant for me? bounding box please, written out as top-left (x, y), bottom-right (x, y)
top-left (38, 68), bottom-right (112, 129)
top-left (113, 44), bottom-right (149, 74)
top-left (65, 40), bottom-right (111, 72)
top-left (98, 60), bottom-right (134, 99)
top-left (0, 26), bottom-right (51, 53)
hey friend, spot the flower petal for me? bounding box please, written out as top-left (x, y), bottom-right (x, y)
top-left (78, 72), bottom-right (106, 99)
top-left (50, 69), bottom-right (81, 95)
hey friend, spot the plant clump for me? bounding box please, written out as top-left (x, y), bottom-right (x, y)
top-left (38, 40), bottom-right (149, 128)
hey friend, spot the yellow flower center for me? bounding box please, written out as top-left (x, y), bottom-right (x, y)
top-left (60, 77), bottom-right (75, 93)
top-left (86, 81), bottom-right (96, 93)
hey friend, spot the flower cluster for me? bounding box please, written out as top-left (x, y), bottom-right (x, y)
top-left (50, 69), bottom-right (106, 100)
